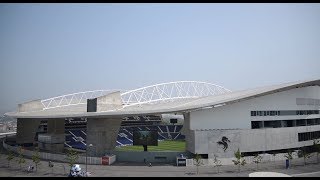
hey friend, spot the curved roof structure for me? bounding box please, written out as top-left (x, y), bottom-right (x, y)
top-left (5, 79), bottom-right (320, 119)
top-left (40, 81), bottom-right (231, 110)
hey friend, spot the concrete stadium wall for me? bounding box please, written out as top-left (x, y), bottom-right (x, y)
top-left (16, 118), bottom-right (41, 144)
top-left (18, 99), bottom-right (43, 112)
top-left (113, 151), bottom-right (188, 163)
top-left (190, 86), bottom-right (320, 130)
top-left (188, 86), bottom-right (320, 157)
top-left (87, 118), bottom-right (122, 156)
top-left (185, 151), bottom-right (302, 166)
top-left (97, 91), bottom-right (123, 112)
top-left (192, 125), bottom-right (320, 158)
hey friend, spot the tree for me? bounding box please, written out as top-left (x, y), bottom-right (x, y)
top-left (66, 148), bottom-right (79, 168)
top-left (253, 154), bottom-right (263, 170)
top-left (6, 150), bottom-right (14, 168)
top-left (284, 150), bottom-right (293, 168)
top-left (298, 146), bottom-right (312, 166)
top-left (32, 147), bottom-right (41, 172)
top-left (17, 147), bottom-right (26, 170)
top-left (232, 148), bottom-right (246, 173)
top-left (313, 139), bottom-right (320, 164)
top-left (212, 154), bottom-right (222, 173)
top-left (193, 153), bottom-right (203, 175)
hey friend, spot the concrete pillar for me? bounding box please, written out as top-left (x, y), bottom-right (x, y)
top-left (47, 119), bottom-right (65, 134)
top-left (181, 112), bottom-right (195, 153)
top-left (16, 118), bottom-right (41, 145)
top-left (86, 118), bottom-right (122, 156)
top-left (16, 99), bottom-right (43, 145)
top-left (38, 118), bottom-right (65, 152)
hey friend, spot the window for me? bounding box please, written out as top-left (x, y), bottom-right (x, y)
top-left (296, 119), bottom-right (306, 126)
top-left (264, 121), bottom-right (279, 128)
top-left (307, 119), bottom-right (315, 126)
top-left (251, 121), bottom-right (262, 129)
top-left (284, 120), bottom-right (293, 127)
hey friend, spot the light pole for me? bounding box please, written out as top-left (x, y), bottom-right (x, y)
top-left (86, 143), bottom-right (93, 176)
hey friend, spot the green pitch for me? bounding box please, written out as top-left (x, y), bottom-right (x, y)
top-left (115, 140), bottom-right (186, 152)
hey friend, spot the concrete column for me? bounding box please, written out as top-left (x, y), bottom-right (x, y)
top-left (181, 112), bottom-right (195, 153)
top-left (16, 118), bottom-right (41, 145)
top-left (16, 99), bottom-right (43, 145)
top-left (47, 119), bottom-right (65, 134)
top-left (86, 118), bottom-right (122, 157)
top-left (38, 118), bottom-right (65, 152)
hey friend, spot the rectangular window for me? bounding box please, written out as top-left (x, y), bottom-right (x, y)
top-left (298, 131), bottom-right (320, 141)
top-left (296, 119), bottom-right (306, 126)
top-left (307, 119), bottom-right (315, 126)
top-left (264, 121), bottom-right (278, 128)
top-left (281, 120), bottom-right (287, 127)
top-left (285, 120), bottom-right (293, 127)
top-left (251, 121), bottom-right (262, 129)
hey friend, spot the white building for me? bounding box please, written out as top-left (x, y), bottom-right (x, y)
top-left (183, 80), bottom-right (320, 159)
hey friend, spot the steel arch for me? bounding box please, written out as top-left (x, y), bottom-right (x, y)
top-left (41, 90), bottom-right (121, 110)
top-left (40, 81), bottom-right (231, 110)
top-left (120, 81), bottom-right (231, 107)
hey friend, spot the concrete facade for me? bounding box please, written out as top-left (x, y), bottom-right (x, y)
top-left (38, 118), bottom-right (65, 152)
top-left (16, 100), bottom-right (43, 145)
top-left (18, 99), bottom-right (43, 112)
top-left (188, 86), bottom-right (320, 158)
top-left (97, 91), bottom-right (123, 112)
top-left (86, 118), bottom-right (122, 156)
top-left (16, 118), bottom-right (41, 145)
top-left (181, 113), bottom-right (195, 153)
top-left (85, 91), bottom-right (124, 156)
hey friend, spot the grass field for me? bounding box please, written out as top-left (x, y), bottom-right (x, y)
top-left (115, 140), bottom-right (186, 152)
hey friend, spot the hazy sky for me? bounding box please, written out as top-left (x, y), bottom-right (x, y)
top-left (1, 3), bottom-right (320, 115)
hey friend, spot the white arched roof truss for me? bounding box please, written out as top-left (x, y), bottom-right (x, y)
top-left (41, 90), bottom-right (120, 110)
top-left (40, 81), bottom-right (231, 110)
top-left (120, 81), bottom-right (231, 107)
